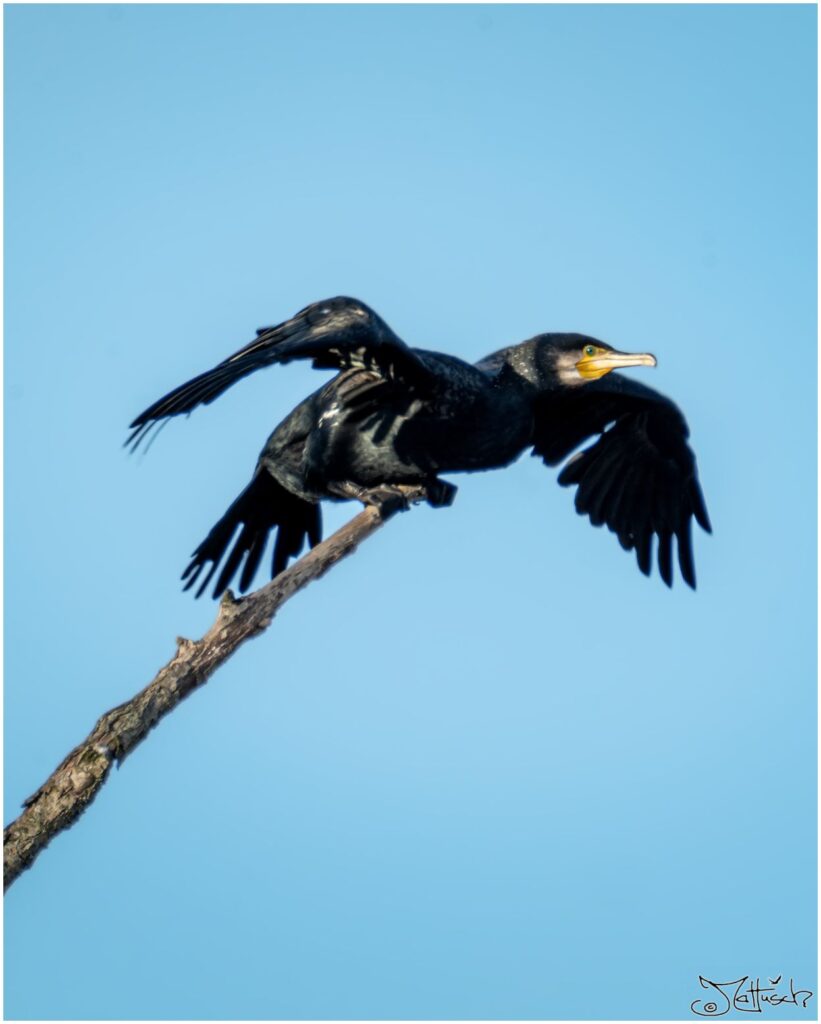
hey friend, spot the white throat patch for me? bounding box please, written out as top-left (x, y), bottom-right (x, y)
top-left (554, 351), bottom-right (586, 387)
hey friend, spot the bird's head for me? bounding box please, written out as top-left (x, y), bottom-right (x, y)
top-left (535, 334), bottom-right (657, 387)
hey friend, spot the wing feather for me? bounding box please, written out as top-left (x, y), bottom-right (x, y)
top-left (533, 374), bottom-right (710, 588)
top-left (128, 297), bottom-right (437, 450)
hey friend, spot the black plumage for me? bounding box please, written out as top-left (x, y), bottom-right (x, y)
top-left (128, 296), bottom-right (711, 597)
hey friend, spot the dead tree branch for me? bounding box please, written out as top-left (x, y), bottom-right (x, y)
top-left (4, 497), bottom-right (416, 891)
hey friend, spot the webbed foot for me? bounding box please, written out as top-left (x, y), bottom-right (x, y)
top-left (362, 485), bottom-right (414, 518)
top-left (424, 479), bottom-right (458, 508)
top-left (327, 480), bottom-right (414, 518)
top-left (327, 479), bottom-right (457, 518)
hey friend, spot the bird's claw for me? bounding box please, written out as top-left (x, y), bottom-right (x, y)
top-left (363, 480), bottom-right (457, 515)
top-left (424, 479), bottom-right (457, 508)
top-left (363, 486), bottom-right (413, 518)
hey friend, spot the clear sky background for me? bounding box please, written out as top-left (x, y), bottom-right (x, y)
top-left (4, 4), bottom-right (816, 1020)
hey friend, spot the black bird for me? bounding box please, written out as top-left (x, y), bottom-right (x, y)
top-left (128, 296), bottom-right (711, 597)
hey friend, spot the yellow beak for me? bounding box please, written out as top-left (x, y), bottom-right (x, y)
top-left (576, 349), bottom-right (658, 381)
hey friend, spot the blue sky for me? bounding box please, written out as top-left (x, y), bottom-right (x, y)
top-left (4, 4), bottom-right (816, 1019)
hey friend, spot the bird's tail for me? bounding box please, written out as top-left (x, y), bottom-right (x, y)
top-left (181, 471), bottom-right (322, 599)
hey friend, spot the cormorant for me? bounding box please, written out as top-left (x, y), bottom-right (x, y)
top-left (128, 296), bottom-right (711, 597)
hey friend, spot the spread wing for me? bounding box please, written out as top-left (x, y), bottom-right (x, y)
top-left (127, 296), bottom-right (438, 450)
top-left (532, 375), bottom-right (711, 588)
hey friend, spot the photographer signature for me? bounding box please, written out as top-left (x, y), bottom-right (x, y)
top-left (691, 975), bottom-right (813, 1016)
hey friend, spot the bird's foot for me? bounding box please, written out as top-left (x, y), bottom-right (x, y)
top-left (328, 480), bottom-right (455, 518)
top-left (362, 485), bottom-right (415, 518)
top-left (424, 479), bottom-right (458, 508)
top-left (328, 480), bottom-right (415, 518)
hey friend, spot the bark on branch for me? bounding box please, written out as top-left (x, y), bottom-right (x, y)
top-left (4, 497), bottom-right (415, 891)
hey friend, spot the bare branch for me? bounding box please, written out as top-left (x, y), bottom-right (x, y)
top-left (4, 496), bottom-right (419, 891)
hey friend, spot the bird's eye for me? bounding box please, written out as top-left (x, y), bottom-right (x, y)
top-left (584, 345), bottom-right (596, 357)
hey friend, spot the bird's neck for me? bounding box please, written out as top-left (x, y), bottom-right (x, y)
top-left (480, 342), bottom-right (543, 393)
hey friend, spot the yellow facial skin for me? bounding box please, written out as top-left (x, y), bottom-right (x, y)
top-left (576, 344), bottom-right (658, 380)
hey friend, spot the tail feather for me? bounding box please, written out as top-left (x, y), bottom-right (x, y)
top-left (182, 471), bottom-right (322, 599)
